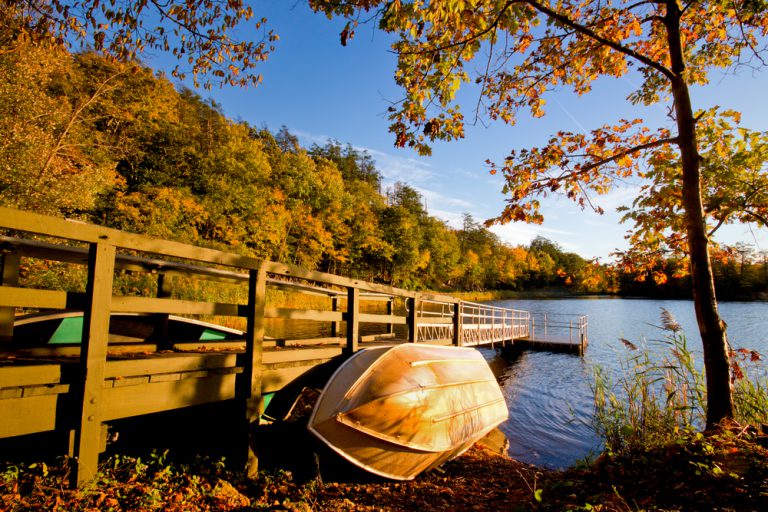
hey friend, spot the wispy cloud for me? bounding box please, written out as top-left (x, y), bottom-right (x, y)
top-left (488, 222), bottom-right (574, 247)
top-left (418, 189), bottom-right (473, 211)
top-left (293, 129), bottom-right (437, 184)
top-left (592, 185), bottom-right (642, 212)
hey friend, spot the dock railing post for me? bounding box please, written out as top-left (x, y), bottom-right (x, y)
top-left (452, 300), bottom-right (462, 346)
top-left (239, 265), bottom-right (267, 478)
top-left (154, 273), bottom-right (171, 350)
top-left (0, 252), bottom-right (20, 343)
top-left (407, 296), bottom-right (419, 343)
top-left (386, 297), bottom-right (394, 336)
top-left (331, 296), bottom-right (340, 339)
top-left (346, 287), bottom-right (360, 352)
top-left (71, 242), bottom-right (115, 488)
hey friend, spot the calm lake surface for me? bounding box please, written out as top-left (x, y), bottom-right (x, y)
top-left (483, 297), bottom-right (768, 469)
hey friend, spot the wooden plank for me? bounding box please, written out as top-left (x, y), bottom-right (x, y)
top-left (5, 344), bottom-right (158, 358)
top-left (272, 337), bottom-right (343, 347)
top-left (346, 287), bottom-right (359, 353)
top-left (357, 313), bottom-right (407, 325)
top-left (111, 296), bottom-right (240, 316)
top-left (0, 286), bottom-right (84, 310)
top-left (0, 388), bottom-right (22, 399)
top-left (101, 373), bottom-right (237, 420)
top-left (0, 252), bottom-right (20, 343)
top-left (22, 383), bottom-right (70, 397)
top-left (262, 347), bottom-right (342, 364)
top-left (149, 373), bottom-right (183, 383)
top-left (72, 242), bottom-right (115, 487)
top-left (0, 365), bottom-right (62, 387)
top-left (263, 260), bottom-right (417, 298)
top-left (264, 307), bottom-right (342, 322)
top-left (104, 353), bottom-right (238, 379)
top-left (173, 341), bottom-right (246, 351)
top-left (0, 395), bottom-right (59, 437)
top-left (110, 376), bottom-right (150, 387)
top-left (0, 236), bottom-right (354, 297)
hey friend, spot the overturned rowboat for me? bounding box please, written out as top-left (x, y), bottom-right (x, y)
top-left (308, 344), bottom-right (508, 480)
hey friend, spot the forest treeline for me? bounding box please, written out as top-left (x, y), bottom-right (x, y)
top-left (1, 40), bottom-right (765, 298)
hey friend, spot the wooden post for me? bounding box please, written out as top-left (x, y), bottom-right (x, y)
top-left (452, 301), bottom-right (462, 347)
top-left (240, 266), bottom-right (267, 478)
top-left (345, 287), bottom-right (359, 353)
top-left (71, 242), bottom-right (115, 488)
top-left (0, 252), bottom-right (20, 343)
top-left (331, 295), bottom-right (340, 339)
top-left (407, 296), bottom-right (419, 343)
top-left (154, 273), bottom-right (171, 349)
top-left (386, 297), bottom-right (394, 336)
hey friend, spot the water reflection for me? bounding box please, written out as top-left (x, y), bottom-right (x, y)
top-left (480, 348), bottom-right (601, 469)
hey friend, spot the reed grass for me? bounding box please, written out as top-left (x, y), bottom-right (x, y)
top-left (591, 308), bottom-right (767, 455)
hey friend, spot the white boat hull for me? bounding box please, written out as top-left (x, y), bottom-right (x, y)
top-left (308, 344), bottom-right (508, 480)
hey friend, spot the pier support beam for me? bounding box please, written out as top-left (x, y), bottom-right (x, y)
top-left (407, 297), bottom-right (419, 343)
top-left (452, 301), bottom-right (462, 347)
top-left (239, 266), bottom-right (267, 478)
top-left (331, 296), bottom-right (341, 338)
top-left (346, 287), bottom-right (359, 353)
top-left (0, 252), bottom-right (20, 343)
top-left (154, 274), bottom-right (171, 349)
top-left (71, 242), bottom-right (115, 488)
top-left (386, 297), bottom-right (394, 336)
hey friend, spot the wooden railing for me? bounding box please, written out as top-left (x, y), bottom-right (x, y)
top-left (0, 206), bottom-right (527, 486)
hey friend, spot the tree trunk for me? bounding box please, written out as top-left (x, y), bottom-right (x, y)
top-left (665, 1), bottom-right (734, 428)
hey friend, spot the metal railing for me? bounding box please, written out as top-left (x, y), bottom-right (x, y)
top-left (413, 299), bottom-right (530, 346)
top-left (529, 312), bottom-right (589, 347)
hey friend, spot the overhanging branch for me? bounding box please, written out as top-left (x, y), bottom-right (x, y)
top-left (525, 0), bottom-right (676, 82)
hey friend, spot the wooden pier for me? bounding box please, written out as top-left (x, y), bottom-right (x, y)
top-left (0, 207), bottom-right (585, 486)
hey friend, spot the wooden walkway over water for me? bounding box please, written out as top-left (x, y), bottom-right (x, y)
top-left (0, 207), bottom-right (586, 486)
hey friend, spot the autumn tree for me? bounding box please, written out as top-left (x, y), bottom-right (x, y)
top-left (310, 0), bottom-right (768, 428)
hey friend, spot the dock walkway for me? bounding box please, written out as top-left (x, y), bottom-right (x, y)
top-left (0, 207), bottom-right (587, 486)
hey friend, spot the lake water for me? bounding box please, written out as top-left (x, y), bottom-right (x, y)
top-left (483, 297), bottom-right (768, 469)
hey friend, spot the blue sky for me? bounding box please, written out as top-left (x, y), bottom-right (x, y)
top-left (148, 3), bottom-right (768, 260)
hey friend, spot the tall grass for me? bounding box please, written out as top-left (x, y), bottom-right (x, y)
top-left (592, 308), bottom-right (768, 455)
